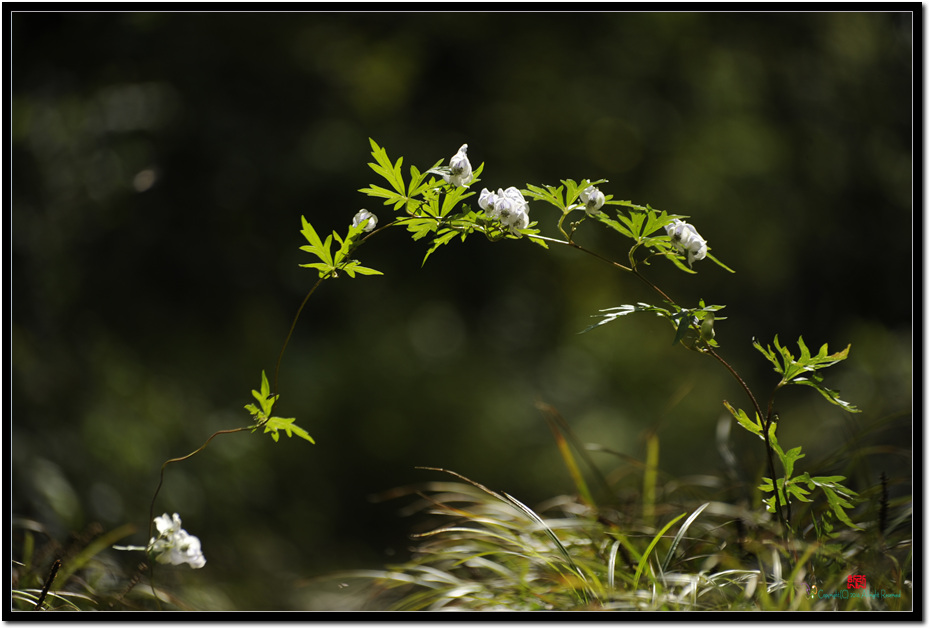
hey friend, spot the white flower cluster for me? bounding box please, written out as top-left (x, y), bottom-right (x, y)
top-left (148, 513), bottom-right (206, 569)
top-left (478, 186), bottom-right (530, 234)
top-left (443, 144), bottom-right (473, 188)
top-left (579, 186), bottom-right (606, 216)
top-left (352, 208), bottom-right (377, 232)
top-left (665, 218), bottom-right (707, 266)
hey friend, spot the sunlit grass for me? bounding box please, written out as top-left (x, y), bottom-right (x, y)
top-left (315, 461), bottom-right (911, 612)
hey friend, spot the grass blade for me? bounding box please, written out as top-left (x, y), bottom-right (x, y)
top-left (661, 502), bottom-right (710, 573)
top-left (633, 512), bottom-right (686, 590)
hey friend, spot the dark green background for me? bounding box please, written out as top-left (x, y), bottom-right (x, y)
top-left (12, 11), bottom-right (913, 610)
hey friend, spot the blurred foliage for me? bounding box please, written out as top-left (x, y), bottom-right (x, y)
top-left (11, 12), bottom-right (912, 610)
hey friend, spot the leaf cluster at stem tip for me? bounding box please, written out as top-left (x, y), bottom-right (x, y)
top-left (753, 335), bottom-right (859, 412)
top-left (244, 371), bottom-right (315, 444)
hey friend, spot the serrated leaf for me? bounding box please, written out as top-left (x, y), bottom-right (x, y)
top-left (298, 262), bottom-right (336, 278)
top-left (367, 138), bottom-right (405, 195)
top-left (704, 251), bottom-right (735, 273)
top-left (780, 446), bottom-right (805, 479)
top-left (787, 482), bottom-right (814, 503)
top-left (767, 419), bottom-right (784, 459)
top-left (662, 248), bottom-right (698, 274)
top-left (597, 216), bottom-right (635, 239)
top-left (358, 184), bottom-right (405, 207)
top-left (752, 336), bottom-right (782, 372)
top-left (641, 209), bottom-right (675, 237)
top-left (523, 183), bottom-right (566, 211)
top-left (300, 216), bottom-right (325, 250)
top-left (341, 262), bottom-right (383, 278)
top-left (578, 302), bottom-right (672, 334)
top-left (809, 475), bottom-right (849, 486)
top-left (792, 378), bottom-right (860, 412)
top-left (723, 400), bottom-right (762, 436)
top-left (404, 217), bottom-right (438, 241)
top-left (821, 485), bottom-right (862, 530)
top-left (263, 416), bottom-right (316, 445)
top-left (422, 229), bottom-right (460, 266)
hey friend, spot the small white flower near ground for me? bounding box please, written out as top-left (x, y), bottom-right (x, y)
top-left (148, 512), bottom-right (206, 569)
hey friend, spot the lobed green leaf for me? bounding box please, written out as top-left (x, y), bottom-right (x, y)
top-left (262, 416), bottom-right (316, 445)
top-left (723, 401), bottom-right (762, 437)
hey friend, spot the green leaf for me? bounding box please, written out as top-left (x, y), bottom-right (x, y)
top-left (523, 183), bottom-right (565, 211)
top-left (246, 371), bottom-right (315, 445)
top-left (440, 183), bottom-right (472, 218)
top-left (422, 229), bottom-right (460, 266)
top-left (340, 262), bottom-right (383, 278)
top-left (705, 250), bottom-right (735, 273)
top-left (622, 210), bottom-right (647, 241)
top-left (597, 216), bottom-right (635, 239)
top-left (723, 401), bottom-right (762, 437)
top-left (787, 481), bottom-right (814, 503)
top-left (672, 312), bottom-right (693, 347)
top-left (298, 262), bottom-right (336, 277)
top-left (660, 246), bottom-right (698, 274)
top-left (252, 370), bottom-right (275, 417)
top-left (792, 377), bottom-right (860, 412)
top-left (262, 416), bottom-right (316, 445)
top-left (821, 485), bottom-right (862, 530)
top-left (367, 137), bottom-right (405, 195)
top-left (641, 208), bottom-right (677, 238)
top-left (525, 234), bottom-right (550, 249)
top-left (578, 302), bottom-right (673, 334)
top-left (780, 446), bottom-right (805, 479)
top-left (299, 217), bottom-right (339, 277)
top-left (766, 419), bottom-right (784, 459)
top-left (754, 336), bottom-right (859, 412)
top-left (752, 336), bottom-right (782, 372)
top-left (358, 184), bottom-right (406, 209)
top-left (759, 477), bottom-right (789, 513)
top-left (404, 217), bottom-right (439, 241)
top-left (809, 475), bottom-right (851, 486)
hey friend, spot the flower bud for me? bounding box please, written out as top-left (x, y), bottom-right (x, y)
top-left (581, 186), bottom-right (605, 216)
top-left (443, 144), bottom-right (473, 188)
top-left (352, 209), bottom-right (378, 232)
top-left (478, 188), bottom-right (499, 217)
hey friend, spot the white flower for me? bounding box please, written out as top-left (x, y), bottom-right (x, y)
top-left (478, 186), bottom-right (530, 234)
top-left (580, 186), bottom-right (605, 216)
top-left (687, 236), bottom-right (708, 265)
top-left (352, 209), bottom-right (377, 232)
top-left (665, 219), bottom-right (707, 266)
top-left (498, 187), bottom-right (530, 234)
top-left (443, 144), bottom-right (473, 188)
top-left (501, 186), bottom-right (527, 210)
top-left (507, 208), bottom-right (530, 232)
top-left (154, 512), bottom-right (182, 537)
top-left (479, 186), bottom-right (529, 234)
top-left (148, 513), bottom-right (206, 569)
top-left (478, 188), bottom-right (500, 218)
